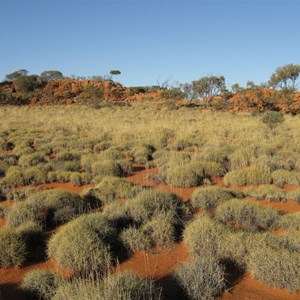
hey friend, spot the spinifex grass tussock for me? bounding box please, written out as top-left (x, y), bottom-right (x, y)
top-left (243, 184), bottom-right (286, 202)
top-left (22, 269), bottom-right (59, 300)
top-left (47, 213), bottom-right (114, 273)
top-left (191, 186), bottom-right (234, 211)
top-left (126, 189), bottom-right (180, 223)
top-left (272, 170), bottom-right (300, 187)
top-left (0, 228), bottom-right (27, 267)
top-left (52, 271), bottom-right (162, 300)
top-left (224, 168), bottom-right (272, 186)
top-left (247, 233), bottom-right (300, 293)
top-left (215, 199), bottom-right (279, 231)
top-left (174, 257), bottom-right (226, 300)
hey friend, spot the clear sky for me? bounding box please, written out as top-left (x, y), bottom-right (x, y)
top-left (0, 0), bottom-right (299, 88)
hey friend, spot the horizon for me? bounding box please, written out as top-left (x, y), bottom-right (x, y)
top-left (0, 0), bottom-right (299, 88)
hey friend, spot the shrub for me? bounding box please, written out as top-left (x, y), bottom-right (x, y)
top-left (91, 160), bottom-right (122, 177)
top-left (224, 168), bottom-right (272, 186)
top-left (0, 229), bottom-right (27, 267)
top-left (191, 186), bottom-right (233, 211)
top-left (272, 170), bottom-right (300, 187)
top-left (215, 199), bottom-right (279, 231)
top-left (1, 166), bottom-right (26, 186)
top-left (243, 185), bottom-right (286, 202)
top-left (183, 216), bottom-right (228, 257)
top-left (261, 111), bottom-right (284, 129)
top-left (175, 257), bottom-right (225, 300)
top-left (22, 269), bottom-right (59, 300)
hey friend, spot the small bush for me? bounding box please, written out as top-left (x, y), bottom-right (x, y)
top-left (224, 168), bottom-right (272, 186)
top-left (191, 186), bottom-right (233, 211)
top-left (261, 111), bottom-right (284, 129)
top-left (6, 187), bottom-right (37, 202)
top-left (175, 257), bottom-right (225, 300)
top-left (0, 229), bottom-right (27, 267)
top-left (215, 199), bottom-right (279, 231)
top-left (22, 269), bottom-right (59, 300)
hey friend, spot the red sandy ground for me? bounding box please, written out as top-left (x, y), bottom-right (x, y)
top-left (1, 166), bottom-right (300, 300)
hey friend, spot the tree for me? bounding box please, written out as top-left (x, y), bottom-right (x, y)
top-left (192, 76), bottom-right (226, 98)
top-left (231, 83), bottom-right (244, 93)
top-left (109, 70), bottom-right (121, 80)
top-left (40, 70), bottom-right (63, 82)
top-left (268, 64), bottom-right (300, 91)
top-left (5, 69), bottom-right (28, 81)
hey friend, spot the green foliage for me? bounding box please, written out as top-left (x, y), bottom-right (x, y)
top-left (215, 199), bottom-right (279, 231)
top-left (175, 257), bottom-right (226, 300)
top-left (70, 172), bottom-right (92, 186)
top-left (262, 111), bottom-right (284, 129)
top-left (0, 229), bottom-right (27, 267)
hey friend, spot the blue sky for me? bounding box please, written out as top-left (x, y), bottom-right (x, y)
top-left (0, 0), bottom-right (299, 88)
